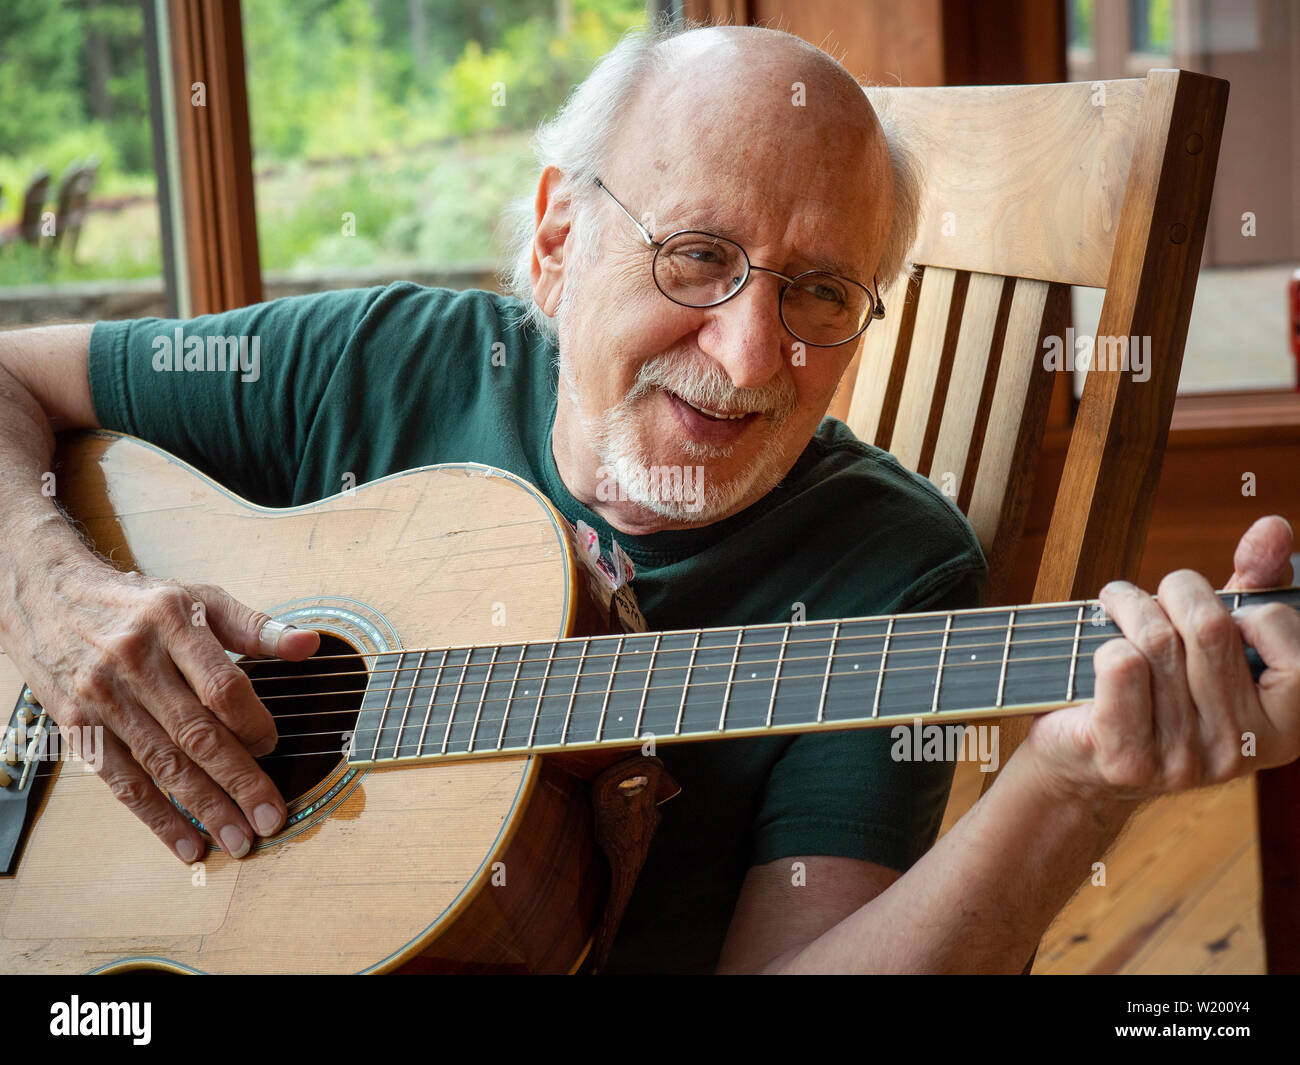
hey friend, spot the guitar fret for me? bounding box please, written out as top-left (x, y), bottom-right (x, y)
top-left (674, 630), bottom-right (702, 735)
top-left (392, 649), bottom-right (427, 758)
top-left (440, 649), bottom-right (473, 755)
top-left (718, 627), bottom-right (743, 730)
top-left (870, 617), bottom-right (894, 718)
top-left (560, 638), bottom-right (589, 745)
top-left (996, 608), bottom-right (1017, 707)
top-left (497, 646), bottom-right (527, 751)
top-left (371, 650), bottom-right (404, 761)
top-left (633, 633), bottom-right (663, 739)
top-left (526, 642), bottom-right (559, 749)
top-left (1067, 603), bottom-right (1084, 701)
top-left (596, 635), bottom-right (622, 743)
top-left (929, 614), bottom-right (952, 714)
top-left (416, 648), bottom-right (449, 758)
top-left (766, 626), bottom-right (789, 728)
top-left (816, 621), bottom-right (841, 723)
top-left (467, 644), bottom-right (499, 753)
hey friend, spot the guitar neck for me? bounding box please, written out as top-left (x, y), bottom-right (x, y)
top-left (346, 586), bottom-right (1299, 767)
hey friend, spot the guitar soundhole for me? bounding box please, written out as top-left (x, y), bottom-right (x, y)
top-left (241, 633), bottom-right (364, 803)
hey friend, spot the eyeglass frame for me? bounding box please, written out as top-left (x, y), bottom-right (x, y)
top-left (591, 177), bottom-right (886, 348)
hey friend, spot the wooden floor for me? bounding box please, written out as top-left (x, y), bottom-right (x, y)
top-left (937, 759), bottom-right (1264, 974)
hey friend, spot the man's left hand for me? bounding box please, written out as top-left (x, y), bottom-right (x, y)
top-left (1024, 515), bottom-right (1300, 804)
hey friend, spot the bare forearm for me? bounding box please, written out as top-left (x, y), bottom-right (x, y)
top-left (765, 745), bottom-right (1140, 973)
top-left (0, 339), bottom-right (106, 638)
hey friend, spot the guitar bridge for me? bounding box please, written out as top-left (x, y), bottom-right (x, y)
top-left (0, 686), bottom-right (57, 874)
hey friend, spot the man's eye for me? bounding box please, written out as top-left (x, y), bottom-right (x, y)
top-left (809, 282), bottom-right (847, 304)
top-left (676, 246), bottom-right (724, 265)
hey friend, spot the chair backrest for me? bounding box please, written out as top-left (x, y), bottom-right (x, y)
top-left (52, 156), bottom-right (98, 258)
top-left (19, 171), bottom-right (51, 244)
top-left (837, 70), bottom-right (1229, 783)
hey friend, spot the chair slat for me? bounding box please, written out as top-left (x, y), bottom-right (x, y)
top-left (846, 270), bottom-right (917, 448)
top-left (889, 267), bottom-right (967, 474)
top-left (966, 278), bottom-right (1068, 596)
top-left (928, 271), bottom-right (1013, 512)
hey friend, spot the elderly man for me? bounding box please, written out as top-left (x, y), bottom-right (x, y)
top-left (0, 23), bottom-right (1296, 975)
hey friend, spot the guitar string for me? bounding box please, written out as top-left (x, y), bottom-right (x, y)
top-left (235, 621), bottom-right (1250, 712)
top-left (244, 621), bottom-right (1116, 696)
top-left (233, 588), bottom-right (1288, 685)
top-left (230, 638), bottom-right (1113, 752)
top-left (10, 634), bottom-right (1108, 772)
top-left (230, 615), bottom-right (1135, 686)
top-left (13, 599), bottom-right (1280, 769)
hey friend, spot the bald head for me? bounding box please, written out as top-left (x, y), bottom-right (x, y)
top-left (600, 25), bottom-right (895, 288)
top-left (509, 22), bottom-right (918, 338)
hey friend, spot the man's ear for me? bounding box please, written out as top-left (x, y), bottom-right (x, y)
top-left (530, 166), bottom-right (572, 319)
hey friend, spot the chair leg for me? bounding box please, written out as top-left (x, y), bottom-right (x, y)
top-left (1256, 763), bottom-right (1300, 974)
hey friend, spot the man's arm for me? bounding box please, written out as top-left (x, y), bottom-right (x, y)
top-left (716, 748), bottom-right (1133, 973)
top-left (0, 324), bottom-right (316, 863)
top-left (717, 516), bottom-right (1299, 973)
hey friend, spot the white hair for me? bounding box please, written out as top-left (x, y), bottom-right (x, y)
top-left (500, 20), bottom-right (678, 340)
top-left (498, 22), bottom-right (924, 341)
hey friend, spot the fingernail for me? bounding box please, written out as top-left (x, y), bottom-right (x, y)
top-left (219, 825), bottom-right (251, 858)
top-left (252, 802), bottom-right (282, 836)
top-left (1271, 514), bottom-right (1293, 536)
top-left (249, 734), bottom-right (276, 758)
top-left (176, 837), bottom-right (201, 863)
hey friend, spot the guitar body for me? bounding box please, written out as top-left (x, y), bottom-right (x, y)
top-left (0, 431), bottom-right (616, 974)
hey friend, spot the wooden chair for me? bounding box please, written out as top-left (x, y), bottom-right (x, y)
top-left (51, 155), bottom-right (99, 262)
top-left (0, 170), bottom-right (51, 249)
top-left (827, 69), bottom-right (1232, 968)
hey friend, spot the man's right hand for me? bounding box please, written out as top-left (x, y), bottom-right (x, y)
top-left (9, 556), bottom-right (319, 864)
top-left (0, 326), bottom-right (322, 864)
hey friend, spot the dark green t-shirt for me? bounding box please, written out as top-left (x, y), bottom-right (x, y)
top-left (89, 283), bottom-right (988, 973)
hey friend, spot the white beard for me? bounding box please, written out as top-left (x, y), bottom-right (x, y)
top-left (556, 346), bottom-right (796, 524)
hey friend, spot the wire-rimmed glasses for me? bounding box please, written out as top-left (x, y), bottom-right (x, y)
top-left (593, 177), bottom-right (885, 348)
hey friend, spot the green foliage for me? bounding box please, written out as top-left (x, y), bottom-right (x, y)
top-left (2, 0), bottom-right (648, 286)
top-left (0, 0), bottom-right (150, 209)
top-left (0, 0), bottom-right (84, 157)
top-left (253, 132), bottom-right (536, 273)
top-left (243, 0), bottom-right (646, 162)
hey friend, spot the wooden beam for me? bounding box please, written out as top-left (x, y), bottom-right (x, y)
top-left (167, 0), bottom-right (262, 314)
top-left (1034, 69), bottom-right (1229, 600)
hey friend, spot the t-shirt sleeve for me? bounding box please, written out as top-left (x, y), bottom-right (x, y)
top-left (748, 542), bottom-right (988, 873)
top-left (88, 285), bottom-right (396, 506)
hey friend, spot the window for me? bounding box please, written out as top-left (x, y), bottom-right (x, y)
top-left (240, 0), bottom-right (650, 299)
top-left (0, 0), bottom-right (170, 328)
top-left (1129, 0), bottom-right (1172, 57)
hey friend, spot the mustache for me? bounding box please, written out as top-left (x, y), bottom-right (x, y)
top-left (624, 350), bottom-right (797, 421)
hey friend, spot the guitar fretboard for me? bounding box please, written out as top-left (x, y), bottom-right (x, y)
top-left (347, 587), bottom-right (1294, 766)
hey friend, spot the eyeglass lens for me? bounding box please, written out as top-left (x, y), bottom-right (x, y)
top-left (653, 232), bottom-right (870, 346)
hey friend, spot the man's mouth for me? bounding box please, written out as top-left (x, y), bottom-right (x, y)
top-left (664, 390), bottom-right (759, 445)
top-left (669, 391), bottom-right (754, 421)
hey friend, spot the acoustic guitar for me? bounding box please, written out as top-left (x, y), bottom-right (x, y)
top-left (0, 431), bottom-right (1288, 974)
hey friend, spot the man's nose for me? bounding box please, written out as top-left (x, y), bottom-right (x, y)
top-left (696, 274), bottom-right (790, 390)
